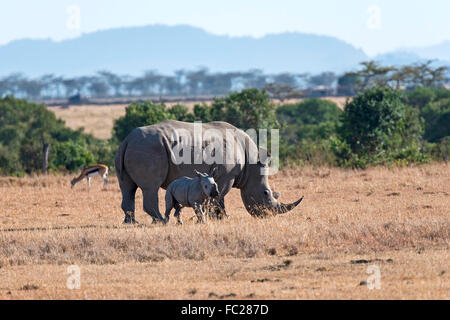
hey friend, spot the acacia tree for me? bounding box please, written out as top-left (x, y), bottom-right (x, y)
top-left (410, 60), bottom-right (448, 87)
top-left (264, 83), bottom-right (302, 102)
top-left (98, 71), bottom-right (122, 97)
top-left (88, 75), bottom-right (109, 98)
top-left (346, 61), bottom-right (396, 91)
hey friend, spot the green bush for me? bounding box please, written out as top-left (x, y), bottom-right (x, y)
top-left (113, 89), bottom-right (279, 142)
top-left (277, 98), bottom-right (341, 143)
top-left (421, 98), bottom-right (450, 142)
top-left (50, 141), bottom-right (94, 171)
top-left (403, 87), bottom-right (450, 110)
top-left (193, 104), bottom-right (211, 122)
top-left (277, 98), bottom-right (342, 125)
top-left (112, 101), bottom-right (175, 142)
top-left (0, 96), bottom-right (114, 175)
top-left (335, 86), bottom-right (425, 167)
top-left (276, 99), bottom-right (342, 166)
top-left (0, 142), bottom-right (22, 176)
top-left (425, 137), bottom-right (450, 161)
top-left (168, 104), bottom-right (192, 121)
top-left (403, 87), bottom-right (437, 110)
top-left (280, 139), bottom-right (337, 167)
top-left (210, 89), bottom-right (279, 130)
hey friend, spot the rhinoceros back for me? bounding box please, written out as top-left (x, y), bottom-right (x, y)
top-left (115, 119), bottom-right (254, 190)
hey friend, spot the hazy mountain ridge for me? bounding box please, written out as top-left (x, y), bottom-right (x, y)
top-left (0, 24), bottom-right (448, 77)
top-left (374, 41), bottom-right (450, 67)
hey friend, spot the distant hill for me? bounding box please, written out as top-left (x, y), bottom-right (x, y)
top-left (0, 24), bottom-right (368, 77)
top-left (374, 51), bottom-right (426, 66)
top-left (374, 41), bottom-right (450, 67)
top-left (411, 41), bottom-right (450, 62)
top-left (1, 25), bottom-right (448, 77)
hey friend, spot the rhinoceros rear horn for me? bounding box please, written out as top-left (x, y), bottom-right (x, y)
top-left (275, 196), bottom-right (304, 214)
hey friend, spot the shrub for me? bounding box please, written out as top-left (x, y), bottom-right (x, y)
top-left (403, 87), bottom-right (450, 110)
top-left (403, 87), bottom-right (437, 110)
top-left (0, 96), bottom-right (115, 175)
top-left (192, 104), bottom-right (211, 122)
top-left (50, 141), bottom-right (94, 171)
top-left (112, 90), bottom-right (279, 144)
top-left (421, 98), bottom-right (450, 142)
top-left (425, 137), bottom-right (450, 161)
top-left (277, 98), bottom-right (341, 125)
top-left (280, 139), bottom-right (337, 167)
top-left (336, 86), bottom-right (425, 167)
top-left (277, 98), bottom-right (341, 143)
top-left (210, 89), bottom-right (279, 130)
top-left (168, 104), bottom-right (191, 121)
top-left (112, 101), bottom-right (174, 142)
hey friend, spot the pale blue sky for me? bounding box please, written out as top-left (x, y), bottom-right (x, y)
top-left (1, 0), bottom-right (449, 56)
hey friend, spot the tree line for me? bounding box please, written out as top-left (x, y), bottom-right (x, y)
top-left (0, 60), bottom-right (448, 101)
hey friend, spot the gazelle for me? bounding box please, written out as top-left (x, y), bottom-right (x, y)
top-left (71, 164), bottom-right (109, 188)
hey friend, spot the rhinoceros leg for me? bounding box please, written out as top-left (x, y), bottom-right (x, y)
top-left (164, 192), bottom-right (175, 223)
top-left (143, 187), bottom-right (166, 223)
top-left (122, 138), bottom-right (169, 224)
top-left (119, 171), bottom-right (138, 224)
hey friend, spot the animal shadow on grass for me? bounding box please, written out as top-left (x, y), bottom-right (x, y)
top-left (262, 259), bottom-right (293, 271)
top-left (350, 258), bottom-right (394, 264)
top-left (208, 292), bottom-right (237, 299)
top-left (250, 278), bottom-right (281, 283)
top-left (20, 284), bottom-right (39, 291)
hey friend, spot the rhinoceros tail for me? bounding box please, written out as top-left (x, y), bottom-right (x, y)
top-left (115, 138), bottom-right (128, 182)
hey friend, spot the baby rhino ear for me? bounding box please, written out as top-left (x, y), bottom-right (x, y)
top-left (194, 170), bottom-right (208, 178)
top-left (194, 170), bottom-right (203, 177)
top-left (210, 166), bottom-right (218, 177)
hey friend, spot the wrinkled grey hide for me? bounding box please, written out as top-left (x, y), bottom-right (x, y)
top-left (164, 170), bottom-right (219, 224)
top-left (115, 120), bottom-right (303, 224)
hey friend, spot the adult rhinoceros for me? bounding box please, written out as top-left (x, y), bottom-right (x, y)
top-left (115, 120), bottom-right (303, 224)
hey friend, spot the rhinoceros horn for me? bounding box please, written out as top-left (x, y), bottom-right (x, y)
top-left (273, 196), bottom-right (304, 214)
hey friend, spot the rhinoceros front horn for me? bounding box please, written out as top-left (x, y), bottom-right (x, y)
top-left (273, 196), bottom-right (304, 214)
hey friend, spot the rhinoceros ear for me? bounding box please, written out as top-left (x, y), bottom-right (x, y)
top-left (258, 147), bottom-right (271, 166)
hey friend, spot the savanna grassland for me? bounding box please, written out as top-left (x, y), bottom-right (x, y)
top-left (0, 164), bottom-right (448, 299)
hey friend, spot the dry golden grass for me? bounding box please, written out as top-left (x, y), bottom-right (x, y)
top-left (0, 164), bottom-right (448, 299)
top-left (272, 96), bottom-right (348, 109)
top-left (50, 104), bottom-right (128, 140)
top-left (49, 97), bottom-right (348, 139)
top-left (49, 101), bottom-right (210, 139)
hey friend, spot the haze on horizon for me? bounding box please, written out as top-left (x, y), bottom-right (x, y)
top-left (0, 0), bottom-right (449, 57)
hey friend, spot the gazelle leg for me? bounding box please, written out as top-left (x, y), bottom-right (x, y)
top-left (87, 176), bottom-right (91, 188)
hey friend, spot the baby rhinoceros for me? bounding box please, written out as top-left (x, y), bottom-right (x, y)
top-left (164, 169), bottom-right (219, 224)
